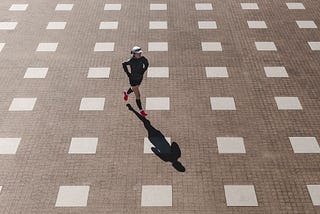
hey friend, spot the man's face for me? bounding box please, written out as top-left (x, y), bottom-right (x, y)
top-left (134, 52), bottom-right (142, 58)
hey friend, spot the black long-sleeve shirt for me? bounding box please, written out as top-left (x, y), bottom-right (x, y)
top-left (122, 56), bottom-right (149, 80)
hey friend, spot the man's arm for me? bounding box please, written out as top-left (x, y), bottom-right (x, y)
top-left (122, 58), bottom-right (132, 77)
top-left (142, 57), bottom-right (149, 73)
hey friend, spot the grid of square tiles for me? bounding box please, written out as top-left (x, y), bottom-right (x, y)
top-left (1, 2), bottom-right (174, 209)
top-left (197, 0), bottom-right (319, 208)
top-left (0, 0), bottom-right (319, 211)
top-left (1, 2), bottom-right (318, 54)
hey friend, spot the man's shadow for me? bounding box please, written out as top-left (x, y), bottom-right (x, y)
top-left (126, 104), bottom-right (185, 172)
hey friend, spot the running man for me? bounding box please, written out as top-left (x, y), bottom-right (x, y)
top-left (122, 46), bottom-right (149, 117)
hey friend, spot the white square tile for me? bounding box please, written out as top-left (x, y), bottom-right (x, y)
top-left (0, 138), bottom-right (21, 154)
top-left (0, 186), bottom-right (2, 192)
top-left (148, 42), bottom-right (168, 51)
top-left (205, 67), bottom-right (228, 78)
top-left (144, 137), bottom-right (171, 154)
top-left (9, 98), bottom-right (37, 111)
top-left (94, 42), bottom-right (114, 52)
top-left (69, 138), bottom-right (98, 154)
top-left (198, 21), bottom-right (217, 29)
top-left (146, 97), bottom-right (170, 110)
top-left (99, 22), bottom-right (118, 29)
top-left (0, 43), bottom-right (5, 52)
top-left (307, 185), bottom-right (320, 205)
top-left (46, 22), bottom-right (66, 30)
top-left (286, 2), bottom-right (305, 9)
top-left (241, 3), bottom-right (259, 10)
top-left (274, 97), bottom-right (302, 110)
top-left (104, 4), bottom-right (121, 10)
top-left (247, 21), bottom-right (267, 29)
top-left (149, 21), bottom-right (168, 29)
top-left (296, 21), bottom-right (317, 29)
top-left (147, 67), bottom-right (169, 78)
top-left (79, 98), bottom-right (105, 111)
top-left (55, 186), bottom-right (90, 207)
top-left (264, 67), bottom-right (288, 77)
top-left (24, 67), bottom-right (48, 78)
top-left (150, 3), bottom-right (167, 10)
top-left (201, 42), bottom-right (222, 51)
top-left (217, 137), bottom-right (246, 153)
top-left (224, 185), bottom-right (258, 206)
top-left (9, 4), bottom-right (28, 11)
top-left (36, 43), bottom-right (58, 52)
top-left (195, 3), bottom-right (213, 10)
top-left (141, 185), bottom-right (172, 206)
top-left (0, 22), bottom-right (18, 30)
top-left (87, 67), bottom-right (110, 78)
top-left (255, 42), bottom-right (277, 51)
top-left (308, 42), bottom-right (320, 51)
top-left (210, 97), bottom-right (236, 110)
top-left (289, 137), bottom-right (320, 153)
top-left (55, 4), bottom-right (73, 11)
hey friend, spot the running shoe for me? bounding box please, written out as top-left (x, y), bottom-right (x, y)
top-left (140, 110), bottom-right (148, 117)
top-left (123, 90), bottom-right (128, 101)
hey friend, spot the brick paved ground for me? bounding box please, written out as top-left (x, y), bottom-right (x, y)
top-left (0, 0), bottom-right (320, 213)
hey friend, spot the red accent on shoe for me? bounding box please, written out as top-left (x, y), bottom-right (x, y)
top-left (140, 110), bottom-right (148, 117)
top-left (123, 91), bottom-right (128, 101)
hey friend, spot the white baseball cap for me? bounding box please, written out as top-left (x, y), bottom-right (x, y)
top-left (131, 46), bottom-right (143, 54)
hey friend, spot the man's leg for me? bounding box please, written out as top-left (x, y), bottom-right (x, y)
top-left (127, 87), bottom-right (133, 94)
top-left (132, 86), bottom-right (142, 110)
